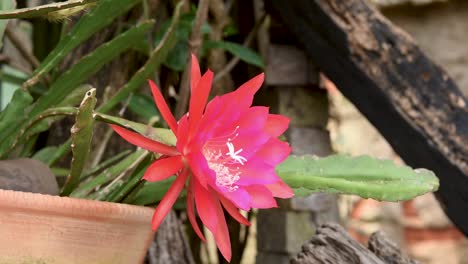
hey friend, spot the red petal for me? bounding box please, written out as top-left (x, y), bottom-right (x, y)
top-left (143, 155), bottom-right (183, 182)
top-left (245, 185), bottom-right (278, 209)
top-left (189, 70), bottom-right (214, 132)
top-left (148, 80), bottom-right (178, 135)
top-left (236, 158), bottom-right (279, 185)
top-left (190, 54), bottom-right (201, 91)
top-left (211, 190), bottom-right (232, 262)
top-left (151, 167), bottom-right (189, 231)
top-left (187, 152), bottom-right (211, 188)
top-left (193, 180), bottom-right (232, 261)
top-left (221, 188), bottom-right (251, 211)
top-left (110, 125), bottom-right (178, 156)
top-left (186, 177), bottom-right (206, 242)
top-left (266, 181), bottom-right (294, 199)
top-left (256, 138), bottom-right (291, 166)
top-left (202, 95), bottom-right (243, 132)
top-left (234, 73), bottom-right (264, 98)
top-left (219, 195), bottom-right (250, 226)
top-left (237, 106), bottom-right (269, 133)
top-left (193, 178), bottom-right (218, 232)
top-left (176, 114), bottom-right (189, 150)
top-left (265, 114), bottom-right (290, 137)
top-left (222, 73), bottom-right (264, 112)
top-left (230, 129), bottom-right (271, 159)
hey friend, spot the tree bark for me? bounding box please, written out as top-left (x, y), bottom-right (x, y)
top-left (291, 224), bottom-right (418, 264)
top-left (368, 231), bottom-right (418, 264)
top-left (269, 0), bottom-right (468, 235)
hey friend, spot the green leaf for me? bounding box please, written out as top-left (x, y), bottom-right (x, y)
top-left (128, 93), bottom-right (160, 121)
top-left (30, 21), bottom-right (154, 117)
top-left (8, 107), bottom-right (77, 157)
top-left (32, 146), bottom-right (58, 164)
top-left (61, 89), bottom-right (97, 196)
top-left (223, 23), bottom-right (238, 37)
top-left (71, 149), bottom-right (146, 198)
top-left (50, 167), bottom-right (69, 177)
top-left (47, 138), bottom-right (72, 167)
top-left (0, 89), bottom-right (33, 158)
top-left (0, 0), bottom-right (96, 19)
top-left (0, 65), bottom-right (27, 86)
top-left (277, 155), bottom-right (439, 202)
top-left (23, 0), bottom-right (140, 88)
top-left (204, 40), bottom-right (264, 68)
top-left (60, 84), bottom-right (95, 107)
top-left (103, 155), bottom-right (151, 202)
top-left (0, 88), bottom-right (32, 124)
top-left (126, 178), bottom-right (173, 205)
top-left (98, 1), bottom-right (183, 113)
top-left (94, 112), bottom-right (176, 146)
top-left (0, 0), bottom-right (15, 49)
top-left (164, 40), bottom-right (189, 71)
top-left (81, 150), bottom-right (132, 181)
top-left (8, 85), bottom-right (93, 156)
top-left (0, 19), bottom-right (151, 156)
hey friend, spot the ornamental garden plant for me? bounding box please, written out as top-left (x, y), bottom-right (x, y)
top-left (0, 1), bottom-right (440, 263)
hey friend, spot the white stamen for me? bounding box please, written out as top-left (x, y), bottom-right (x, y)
top-left (225, 142), bottom-right (247, 165)
top-left (202, 129), bottom-right (247, 192)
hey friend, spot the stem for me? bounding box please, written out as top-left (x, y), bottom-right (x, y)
top-left (93, 150), bottom-right (149, 200)
top-left (208, 0), bottom-right (234, 94)
top-left (0, 0), bottom-right (97, 19)
top-left (82, 150), bottom-right (132, 181)
top-left (5, 107), bottom-right (77, 157)
top-left (175, 0), bottom-right (210, 118)
top-left (90, 127), bottom-right (113, 168)
top-left (5, 26), bottom-right (40, 69)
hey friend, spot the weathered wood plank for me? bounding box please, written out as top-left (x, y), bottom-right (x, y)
top-left (368, 231), bottom-right (418, 264)
top-left (291, 223), bottom-right (418, 264)
top-left (269, 0), bottom-right (468, 235)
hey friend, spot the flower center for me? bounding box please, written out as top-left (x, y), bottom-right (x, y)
top-left (203, 126), bottom-right (247, 192)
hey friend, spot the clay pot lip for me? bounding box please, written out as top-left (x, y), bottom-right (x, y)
top-left (0, 189), bottom-right (154, 224)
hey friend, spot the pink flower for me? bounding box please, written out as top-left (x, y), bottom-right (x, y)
top-left (111, 55), bottom-right (294, 261)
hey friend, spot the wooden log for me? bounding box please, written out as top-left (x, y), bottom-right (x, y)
top-left (145, 210), bottom-right (195, 264)
top-left (290, 223), bottom-right (417, 264)
top-left (268, 0), bottom-right (468, 235)
top-left (368, 231), bottom-right (418, 264)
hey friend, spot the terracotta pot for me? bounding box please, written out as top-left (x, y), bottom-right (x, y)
top-left (0, 189), bottom-right (154, 264)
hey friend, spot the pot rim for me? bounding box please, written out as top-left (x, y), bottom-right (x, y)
top-left (0, 189), bottom-right (154, 224)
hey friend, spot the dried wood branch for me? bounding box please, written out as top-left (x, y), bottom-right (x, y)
top-left (291, 224), bottom-right (418, 264)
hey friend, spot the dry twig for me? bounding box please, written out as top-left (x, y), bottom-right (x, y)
top-left (213, 14), bottom-right (267, 83)
top-left (207, 0), bottom-right (235, 94)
